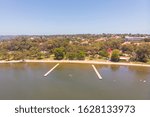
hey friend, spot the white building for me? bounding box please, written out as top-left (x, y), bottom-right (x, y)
top-left (125, 36), bottom-right (146, 41)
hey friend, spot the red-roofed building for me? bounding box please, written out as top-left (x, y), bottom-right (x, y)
top-left (107, 48), bottom-right (112, 54)
top-left (107, 48), bottom-right (112, 60)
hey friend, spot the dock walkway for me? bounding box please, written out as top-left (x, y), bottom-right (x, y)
top-left (44, 63), bottom-right (59, 77)
top-left (92, 65), bottom-right (102, 79)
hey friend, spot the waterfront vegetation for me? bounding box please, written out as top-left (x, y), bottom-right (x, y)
top-left (0, 34), bottom-right (150, 63)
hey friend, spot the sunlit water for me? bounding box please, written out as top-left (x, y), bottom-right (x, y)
top-left (0, 63), bottom-right (150, 100)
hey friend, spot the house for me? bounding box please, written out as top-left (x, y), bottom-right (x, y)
top-left (120, 56), bottom-right (130, 62)
top-left (125, 36), bottom-right (146, 41)
top-left (107, 48), bottom-right (112, 54)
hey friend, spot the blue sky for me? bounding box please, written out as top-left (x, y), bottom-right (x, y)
top-left (0, 0), bottom-right (149, 35)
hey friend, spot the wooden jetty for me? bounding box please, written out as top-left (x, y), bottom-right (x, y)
top-left (44, 63), bottom-right (59, 77)
top-left (92, 64), bottom-right (102, 79)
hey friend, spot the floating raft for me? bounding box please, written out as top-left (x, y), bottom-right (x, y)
top-left (92, 64), bottom-right (102, 80)
top-left (44, 63), bottom-right (59, 77)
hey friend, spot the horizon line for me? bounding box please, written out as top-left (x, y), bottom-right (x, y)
top-left (0, 33), bottom-right (150, 36)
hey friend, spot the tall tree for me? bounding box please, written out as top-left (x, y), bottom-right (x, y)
top-left (54, 48), bottom-right (64, 60)
top-left (135, 44), bottom-right (150, 62)
top-left (76, 51), bottom-right (85, 60)
top-left (111, 49), bottom-right (120, 62)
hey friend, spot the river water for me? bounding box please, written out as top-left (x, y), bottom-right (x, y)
top-left (0, 63), bottom-right (150, 100)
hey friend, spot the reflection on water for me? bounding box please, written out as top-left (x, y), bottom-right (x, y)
top-left (109, 65), bottom-right (120, 71)
top-left (0, 63), bottom-right (150, 100)
top-left (128, 66), bottom-right (150, 78)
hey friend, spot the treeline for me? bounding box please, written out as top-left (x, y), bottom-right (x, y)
top-left (0, 35), bottom-right (150, 63)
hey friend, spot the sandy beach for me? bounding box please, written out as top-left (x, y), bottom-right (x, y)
top-left (0, 59), bottom-right (150, 67)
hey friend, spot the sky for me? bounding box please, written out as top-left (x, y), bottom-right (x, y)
top-left (0, 0), bottom-right (149, 35)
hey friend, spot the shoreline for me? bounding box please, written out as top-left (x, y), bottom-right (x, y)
top-left (0, 60), bottom-right (150, 67)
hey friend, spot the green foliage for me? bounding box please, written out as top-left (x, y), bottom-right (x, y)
top-left (54, 48), bottom-right (64, 60)
top-left (121, 44), bottom-right (134, 55)
top-left (0, 35), bottom-right (149, 63)
top-left (76, 51), bottom-right (85, 60)
top-left (12, 51), bottom-right (25, 60)
top-left (66, 52), bottom-right (76, 60)
top-left (99, 50), bottom-right (109, 58)
top-left (106, 38), bottom-right (124, 49)
top-left (135, 44), bottom-right (150, 62)
top-left (111, 49), bottom-right (120, 62)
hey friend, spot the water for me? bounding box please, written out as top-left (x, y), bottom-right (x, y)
top-left (0, 63), bottom-right (150, 100)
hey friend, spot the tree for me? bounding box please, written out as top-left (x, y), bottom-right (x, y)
top-left (76, 51), bottom-right (85, 60)
top-left (121, 44), bottom-right (134, 54)
top-left (144, 38), bottom-right (150, 42)
top-left (37, 52), bottom-right (43, 60)
top-left (111, 49), bottom-right (120, 62)
top-left (106, 38), bottom-right (124, 50)
top-left (54, 48), bottom-right (64, 60)
top-left (99, 50), bottom-right (109, 58)
top-left (135, 44), bottom-right (150, 62)
top-left (29, 47), bottom-right (40, 59)
top-left (12, 51), bottom-right (25, 60)
top-left (0, 50), bottom-right (10, 60)
top-left (66, 52), bottom-right (76, 60)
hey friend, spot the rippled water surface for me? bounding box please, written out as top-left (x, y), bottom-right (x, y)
top-left (0, 63), bottom-right (150, 100)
